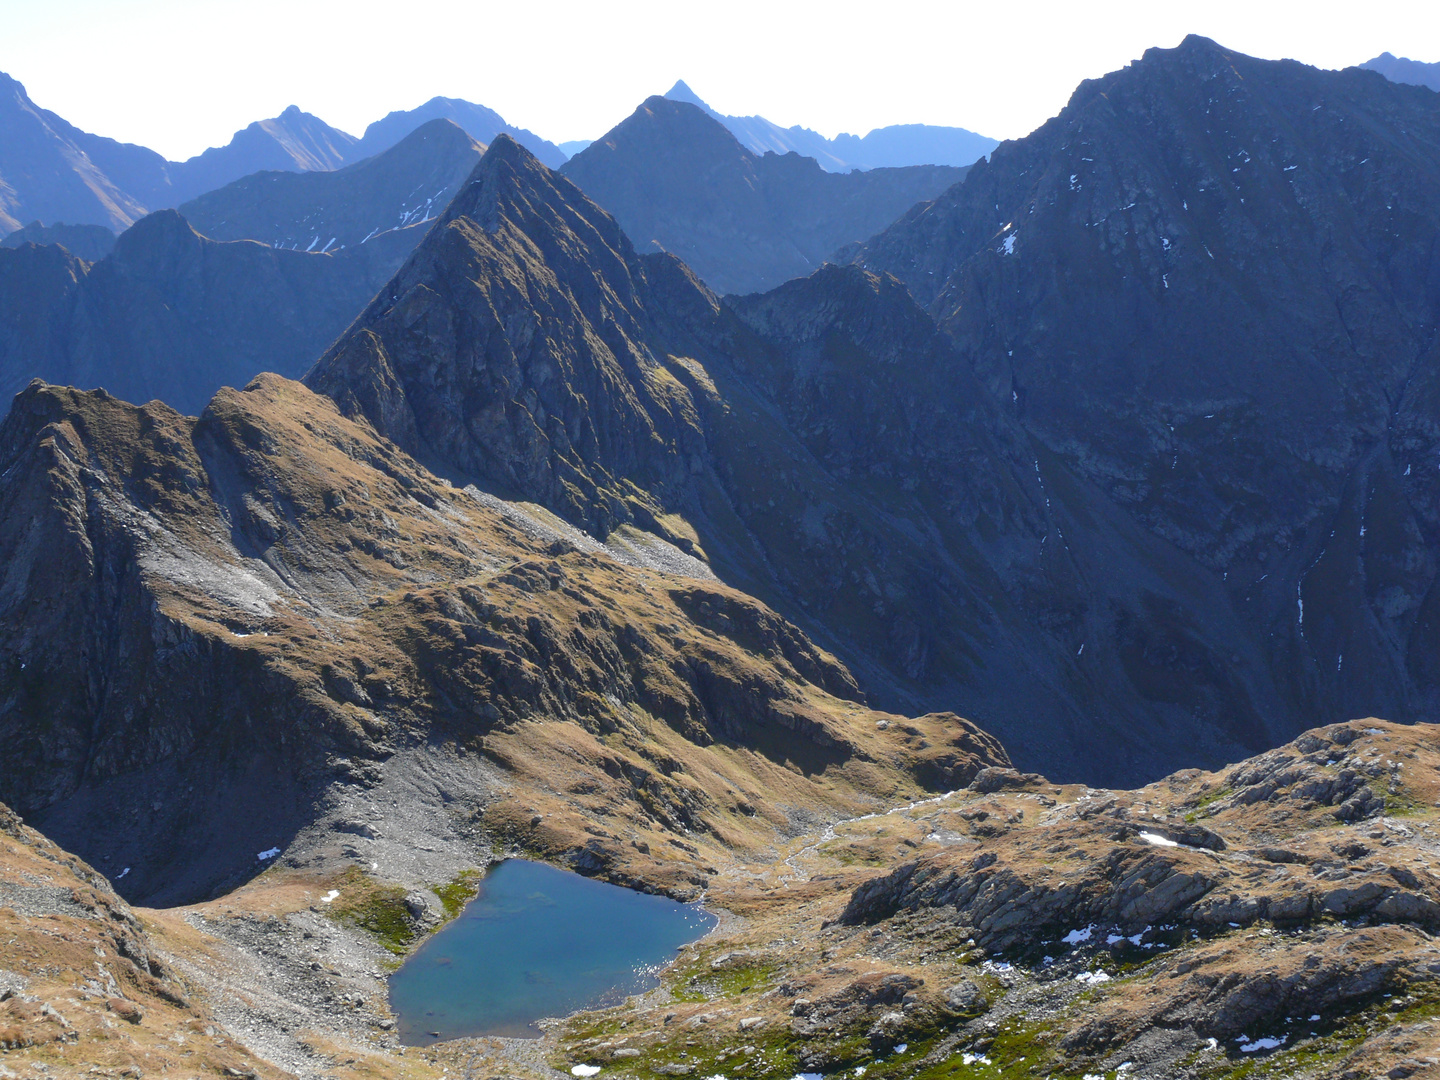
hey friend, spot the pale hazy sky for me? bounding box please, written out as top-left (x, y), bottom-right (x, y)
top-left (1, 0), bottom-right (1435, 160)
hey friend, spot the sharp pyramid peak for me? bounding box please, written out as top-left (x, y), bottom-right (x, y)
top-left (476, 131), bottom-right (536, 165)
top-left (434, 131), bottom-right (578, 232)
top-left (664, 80), bottom-right (712, 111)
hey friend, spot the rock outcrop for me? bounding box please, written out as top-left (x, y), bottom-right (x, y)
top-left (554, 719), bottom-right (1440, 1080)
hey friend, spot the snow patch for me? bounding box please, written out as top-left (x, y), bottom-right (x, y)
top-left (1075, 971), bottom-right (1112, 986)
top-left (572, 1067), bottom-right (602, 1077)
top-left (1137, 831), bottom-right (1179, 848)
top-left (1237, 1036), bottom-right (1286, 1053)
top-left (1062, 926), bottom-right (1093, 944)
top-left (257, 847), bottom-right (281, 861)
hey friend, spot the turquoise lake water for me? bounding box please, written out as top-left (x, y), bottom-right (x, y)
top-left (388, 859), bottom-right (716, 1043)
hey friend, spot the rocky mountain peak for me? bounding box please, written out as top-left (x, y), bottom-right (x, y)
top-left (854, 39), bottom-right (1440, 749)
top-left (307, 133), bottom-right (712, 535)
top-left (664, 79), bottom-right (711, 110)
top-left (561, 99), bottom-right (962, 293)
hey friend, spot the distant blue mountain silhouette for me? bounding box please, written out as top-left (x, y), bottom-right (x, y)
top-left (1361, 52), bottom-right (1440, 92)
top-left (662, 80), bottom-right (996, 171)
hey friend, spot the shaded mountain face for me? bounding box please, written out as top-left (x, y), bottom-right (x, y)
top-left (0, 220), bottom-right (115, 261)
top-left (308, 136), bottom-right (1310, 786)
top-left (0, 374), bottom-right (1004, 904)
top-left (0, 74), bottom-right (362, 234)
top-left (180, 118), bottom-right (483, 253)
top-left (166, 104), bottom-right (358, 204)
top-left (0, 76), bottom-right (374, 237)
top-left (0, 209), bottom-right (409, 414)
top-left (560, 97), bottom-right (964, 294)
top-left (855, 37), bottom-right (1440, 735)
top-left (0, 71), bottom-right (173, 234)
top-left (663, 80), bottom-right (998, 170)
top-left (1362, 52), bottom-right (1440, 92)
top-left (350, 95), bottom-right (566, 168)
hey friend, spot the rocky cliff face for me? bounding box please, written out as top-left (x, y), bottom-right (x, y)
top-left (560, 97), bottom-right (965, 294)
top-left (0, 373), bottom-right (1006, 905)
top-left (0, 209), bottom-right (411, 414)
top-left (855, 35), bottom-right (1440, 742)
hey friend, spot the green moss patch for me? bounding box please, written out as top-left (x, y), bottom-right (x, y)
top-left (435, 868), bottom-right (482, 920)
top-left (326, 866), bottom-right (419, 955)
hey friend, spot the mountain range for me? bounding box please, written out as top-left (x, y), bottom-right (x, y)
top-left (0, 71), bottom-right (565, 236)
top-left (178, 118), bottom-right (485, 253)
top-left (4, 30), bottom-right (1440, 1080)
top-left (0, 209), bottom-right (415, 414)
top-left (8, 36), bottom-right (1436, 791)
top-left (663, 80), bottom-right (999, 170)
top-left (306, 133), bottom-right (1284, 787)
top-left (560, 96), bottom-right (967, 294)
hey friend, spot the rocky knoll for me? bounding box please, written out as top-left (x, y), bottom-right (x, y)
top-left (0, 373), bottom-right (1007, 906)
top-left (0, 209), bottom-right (413, 414)
top-left (307, 134), bottom-right (1326, 785)
top-left (549, 720), bottom-right (1440, 1080)
top-left (181, 119), bottom-right (484, 254)
top-left (560, 96), bottom-right (965, 294)
top-left (855, 36), bottom-right (1440, 743)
